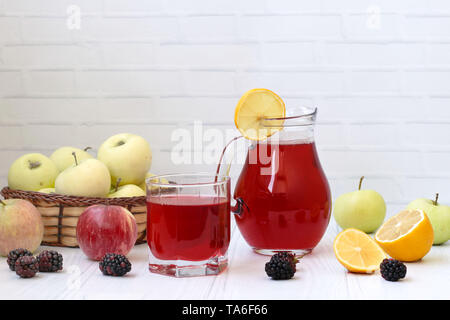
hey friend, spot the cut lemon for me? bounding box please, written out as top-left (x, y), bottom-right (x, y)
top-left (375, 209), bottom-right (434, 262)
top-left (234, 88), bottom-right (286, 141)
top-left (334, 228), bottom-right (387, 274)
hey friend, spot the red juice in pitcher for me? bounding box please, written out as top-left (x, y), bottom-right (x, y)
top-left (147, 195), bottom-right (230, 262)
top-left (233, 140), bottom-right (331, 255)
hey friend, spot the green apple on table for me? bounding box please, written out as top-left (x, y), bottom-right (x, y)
top-left (333, 177), bottom-right (386, 233)
top-left (408, 194), bottom-right (450, 245)
top-left (55, 153), bottom-right (111, 197)
top-left (0, 199), bottom-right (44, 256)
top-left (8, 153), bottom-right (59, 191)
top-left (50, 146), bottom-right (93, 172)
top-left (98, 133), bottom-right (152, 187)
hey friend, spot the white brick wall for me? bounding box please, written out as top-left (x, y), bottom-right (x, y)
top-left (0, 0), bottom-right (449, 209)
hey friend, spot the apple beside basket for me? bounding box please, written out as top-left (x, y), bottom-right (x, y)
top-left (0, 187), bottom-right (147, 248)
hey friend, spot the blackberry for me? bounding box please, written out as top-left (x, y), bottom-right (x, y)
top-left (15, 256), bottom-right (39, 278)
top-left (7, 248), bottom-right (33, 271)
top-left (37, 250), bottom-right (63, 272)
top-left (380, 259), bottom-right (407, 282)
top-left (99, 253), bottom-right (131, 277)
top-left (265, 252), bottom-right (299, 280)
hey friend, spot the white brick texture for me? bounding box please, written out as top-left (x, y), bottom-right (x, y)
top-left (0, 0), bottom-right (450, 208)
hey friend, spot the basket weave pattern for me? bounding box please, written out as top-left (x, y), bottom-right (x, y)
top-left (1, 187), bottom-right (147, 248)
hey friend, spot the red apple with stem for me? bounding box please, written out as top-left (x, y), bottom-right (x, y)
top-left (76, 205), bottom-right (138, 260)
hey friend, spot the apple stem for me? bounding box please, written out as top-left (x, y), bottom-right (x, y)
top-left (84, 147), bottom-right (92, 152)
top-left (359, 176), bottom-right (365, 191)
top-left (0, 199), bottom-right (6, 206)
top-left (115, 178), bottom-right (122, 193)
top-left (28, 160), bottom-right (41, 170)
top-left (72, 152), bottom-right (78, 166)
top-left (434, 193), bottom-right (439, 206)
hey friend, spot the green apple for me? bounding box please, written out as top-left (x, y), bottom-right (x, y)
top-left (333, 177), bottom-right (386, 233)
top-left (407, 194), bottom-right (450, 245)
top-left (139, 172), bottom-right (169, 191)
top-left (38, 188), bottom-right (56, 194)
top-left (0, 199), bottom-right (44, 256)
top-left (98, 133), bottom-right (152, 187)
top-left (8, 153), bottom-right (59, 191)
top-left (50, 146), bottom-right (93, 172)
top-left (108, 184), bottom-right (146, 198)
top-left (55, 153), bottom-right (111, 197)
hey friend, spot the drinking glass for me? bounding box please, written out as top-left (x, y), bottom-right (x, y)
top-left (147, 173), bottom-right (231, 277)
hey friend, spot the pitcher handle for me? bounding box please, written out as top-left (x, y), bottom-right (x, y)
top-left (231, 197), bottom-right (249, 217)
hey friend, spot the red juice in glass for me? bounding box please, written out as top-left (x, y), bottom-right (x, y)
top-left (146, 173), bottom-right (230, 277)
top-left (147, 195), bottom-right (230, 262)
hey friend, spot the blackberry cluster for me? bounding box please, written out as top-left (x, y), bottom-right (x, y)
top-left (265, 252), bottom-right (299, 280)
top-left (99, 253), bottom-right (132, 277)
top-left (7, 248), bottom-right (64, 279)
top-left (380, 259), bottom-right (407, 282)
top-left (37, 250), bottom-right (63, 272)
top-left (15, 256), bottom-right (39, 278)
top-left (7, 248), bottom-right (33, 271)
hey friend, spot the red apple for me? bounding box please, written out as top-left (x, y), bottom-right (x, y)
top-left (0, 199), bottom-right (44, 256)
top-left (76, 205), bottom-right (138, 260)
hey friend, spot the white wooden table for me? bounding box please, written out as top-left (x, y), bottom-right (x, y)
top-left (1, 204), bottom-right (449, 300)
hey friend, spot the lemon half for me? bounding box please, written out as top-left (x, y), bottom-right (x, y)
top-left (375, 209), bottom-right (434, 262)
top-left (334, 228), bottom-right (387, 274)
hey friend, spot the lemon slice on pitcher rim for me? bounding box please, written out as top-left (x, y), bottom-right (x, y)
top-left (234, 88), bottom-right (286, 141)
top-left (334, 228), bottom-right (387, 274)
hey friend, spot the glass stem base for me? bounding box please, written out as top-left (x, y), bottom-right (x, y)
top-left (149, 254), bottom-right (228, 278)
top-left (252, 248), bottom-right (312, 258)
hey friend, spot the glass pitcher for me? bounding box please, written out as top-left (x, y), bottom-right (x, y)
top-left (233, 107), bottom-right (332, 256)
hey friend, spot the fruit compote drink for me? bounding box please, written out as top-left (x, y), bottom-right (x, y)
top-left (231, 107), bottom-right (332, 256)
top-left (146, 173), bottom-right (230, 277)
top-left (147, 195), bottom-right (230, 262)
top-left (234, 140), bottom-right (331, 255)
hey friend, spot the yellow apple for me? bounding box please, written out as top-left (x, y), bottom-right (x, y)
top-left (55, 155), bottom-right (111, 198)
top-left (333, 177), bottom-right (386, 233)
top-left (108, 184), bottom-right (146, 198)
top-left (0, 199), bottom-right (44, 256)
top-left (8, 153), bottom-right (59, 191)
top-left (408, 193), bottom-right (450, 245)
top-left (98, 133), bottom-right (152, 187)
top-left (50, 146), bottom-right (93, 172)
top-left (38, 188), bottom-right (56, 194)
top-left (139, 172), bottom-right (170, 192)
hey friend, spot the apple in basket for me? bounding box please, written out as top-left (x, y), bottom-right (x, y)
top-left (8, 153), bottom-right (59, 192)
top-left (76, 205), bottom-right (138, 260)
top-left (98, 133), bottom-right (152, 187)
top-left (50, 146), bottom-right (93, 172)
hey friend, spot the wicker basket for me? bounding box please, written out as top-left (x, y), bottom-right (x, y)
top-left (0, 187), bottom-right (147, 248)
